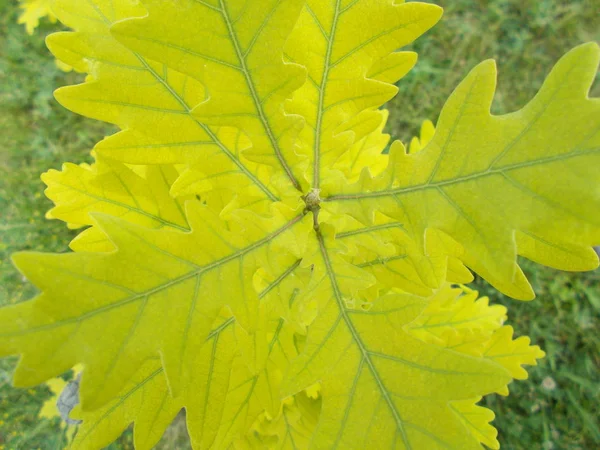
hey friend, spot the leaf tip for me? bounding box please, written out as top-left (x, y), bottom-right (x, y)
top-left (10, 251), bottom-right (36, 275)
top-left (477, 58), bottom-right (498, 76)
top-left (52, 84), bottom-right (75, 108)
top-left (417, 2), bottom-right (444, 22)
top-left (570, 41), bottom-right (600, 60)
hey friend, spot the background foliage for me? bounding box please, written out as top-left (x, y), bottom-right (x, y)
top-left (0, 0), bottom-right (598, 448)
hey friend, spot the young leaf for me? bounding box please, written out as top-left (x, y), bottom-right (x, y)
top-left (109, 0), bottom-right (309, 191)
top-left (408, 286), bottom-right (544, 383)
top-left (284, 0), bottom-right (441, 187)
top-left (334, 216), bottom-right (468, 297)
top-left (47, 0), bottom-right (289, 210)
top-left (282, 229), bottom-right (512, 449)
top-left (238, 392), bottom-right (321, 449)
top-left (450, 398), bottom-right (499, 450)
top-left (69, 259), bottom-right (313, 449)
top-left (325, 43), bottom-right (600, 300)
top-left (43, 159), bottom-right (190, 252)
top-left (482, 326), bottom-right (545, 381)
top-left (408, 284), bottom-right (507, 346)
top-left (0, 202), bottom-right (311, 410)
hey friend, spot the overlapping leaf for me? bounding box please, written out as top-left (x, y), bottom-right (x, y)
top-left (407, 285), bottom-right (506, 347)
top-left (0, 200), bottom-right (311, 410)
top-left (332, 213), bottom-right (473, 297)
top-left (281, 230), bottom-right (517, 449)
top-left (65, 251), bottom-right (314, 450)
top-left (238, 392), bottom-right (321, 449)
top-left (109, 0), bottom-right (308, 192)
top-left (325, 43), bottom-right (600, 299)
top-left (43, 159), bottom-right (190, 252)
top-left (47, 0), bottom-right (290, 211)
top-left (408, 285), bottom-right (544, 386)
top-left (284, 0), bottom-right (441, 187)
top-left (69, 311), bottom-right (232, 450)
top-left (109, 0), bottom-right (442, 190)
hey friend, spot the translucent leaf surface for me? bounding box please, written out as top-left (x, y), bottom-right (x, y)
top-left (43, 159), bottom-right (190, 252)
top-left (408, 285), bottom-right (506, 346)
top-left (450, 398), bottom-right (499, 450)
top-left (110, 0), bottom-right (308, 192)
top-left (325, 43), bottom-right (600, 299)
top-left (282, 229), bottom-right (512, 449)
top-left (47, 0), bottom-right (289, 210)
top-left (0, 202), bottom-right (311, 410)
top-left (66, 255), bottom-right (312, 449)
top-left (69, 313), bottom-right (236, 450)
top-left (284, 0), bottom-right (441, 187)
top-left (333, 215), bottom-right (469, 297)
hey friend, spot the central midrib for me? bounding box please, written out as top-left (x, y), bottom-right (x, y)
top-left (316, 232), bottom-right (412, 449)
top-left (83, 0), bottom-right (280, 203)
top-left (325, 146), bottom-right (600, 201)
top-left (219, 0), bottom-right (303, 192)
top-left (2, 214), bottom-right (305, 338)
top-left (313, 0), bottom-right (341, 190)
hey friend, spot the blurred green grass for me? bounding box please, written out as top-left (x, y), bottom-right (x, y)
top-left (0, 0), bottom-right (599, 449)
